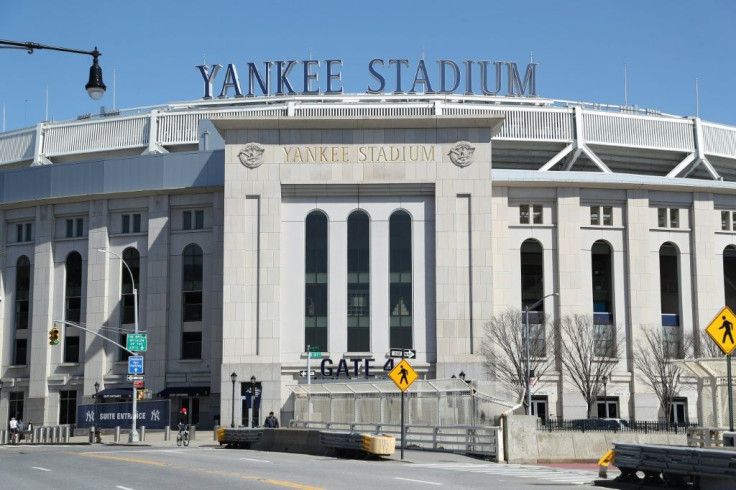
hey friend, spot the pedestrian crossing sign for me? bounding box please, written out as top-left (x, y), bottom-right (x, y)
top-left (389, 359), bottom-right (418, 392)
top-left (705, 306), bottom-right (736, 355)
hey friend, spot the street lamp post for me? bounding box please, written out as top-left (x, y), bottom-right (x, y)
top-left (230, 372), bottom-right (237, 428)
top-left (525, 292), bottom-right (559, 416)
top-left (94, 382), bottom-right (101, 443)
top-left (602, 375), bottom-right (609, 419)
top-left (98, 248), bottom-right (139, 442)
top-left (249, 376), bottom-right (256, 428)
top-left (0, 39), bottom-right (106, 99)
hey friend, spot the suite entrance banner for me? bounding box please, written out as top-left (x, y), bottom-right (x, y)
top-left (77, 400), bottom-right (170, 429)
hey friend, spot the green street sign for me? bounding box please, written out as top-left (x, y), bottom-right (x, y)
top-left (126, 333), bottom-right (147, 352)
top-left (309, 351), bottom-right (322, 359)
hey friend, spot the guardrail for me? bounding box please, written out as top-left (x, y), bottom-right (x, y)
top-left (289, 421), bottom-right (500, 460)
top-left (612, 442), bottom-right (736, 488)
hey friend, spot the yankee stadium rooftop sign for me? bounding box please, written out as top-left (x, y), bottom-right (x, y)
top-left (196, 58), bottom-right (537, 99)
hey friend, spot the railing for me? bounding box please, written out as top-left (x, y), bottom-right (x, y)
top-left (1, 95), bottom-right (736, 170)
top-left (289, 420), bottom-right (500, 460)
top-left (538, 418), bottom-right (698, 434)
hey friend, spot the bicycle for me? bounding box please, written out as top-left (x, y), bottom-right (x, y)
top-left (176, 424), bottom-right (189, 447)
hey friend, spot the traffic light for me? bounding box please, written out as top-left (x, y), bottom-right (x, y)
top-left (49, 327), bottom-right (60, 346)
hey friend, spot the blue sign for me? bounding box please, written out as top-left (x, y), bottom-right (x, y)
top-left (77, 400), bottom-right (171, 429)
top-left (242, 382), bottom-right (262, 410)
top-left (128, 356), bottom-right (144, 375)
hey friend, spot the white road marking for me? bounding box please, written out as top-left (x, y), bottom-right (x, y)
top-left (116, 486), bottom-right (135, 490)
top-left (394, 477), bottom-right (442, 486)
top-left (240, 457), bottom-right (271, 463)
top-left (32, 467), bottom-right (51, 471)
top-left (83, 449), bottom-right (185, 454)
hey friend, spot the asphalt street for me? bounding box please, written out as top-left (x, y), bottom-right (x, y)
top-left (0, 441), bottom-right (601, 489)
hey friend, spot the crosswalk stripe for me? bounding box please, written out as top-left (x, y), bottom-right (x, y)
top-left (412, 462), bottom-right (594, 486)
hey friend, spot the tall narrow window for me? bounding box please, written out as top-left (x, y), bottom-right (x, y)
top-left (65, 252), bottom-right (82, 324)
top-left (9, 392), bottom-right (23, 420)
top-left (724, 246), bottom-right (736, 312)
top-left (592, 241), bottom-right (615, 357)
top-left (347, 211), bottom-right (370, 351)
top-left (389, 210), bottom-right (412, 349)
top-left (182, 244), bottom-right (203, 322)
top-left (59, 390), bottom-right (77, 425)
top-left (521, 239), bottom-right (545, 356)
top-left (15, 256), bottom-right (30, 330)
top-left (305, 211), bottom-right (328, 351)
top-left (64, 252), bottom-right (83, 363)
top-left (119, 248), bottom-right (140, 359)
top-left (660, 243), bottom-right (682, 357)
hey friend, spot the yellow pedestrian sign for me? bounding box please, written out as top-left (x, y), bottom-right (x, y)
top-left (389, 359), bottom-right (418, 392)
top-left (706, 306), bottom-right (736, 355)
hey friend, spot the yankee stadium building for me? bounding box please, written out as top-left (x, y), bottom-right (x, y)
top-left (0, 58), bottom-right (734, 429)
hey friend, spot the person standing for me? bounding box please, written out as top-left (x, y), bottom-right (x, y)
top-left (264, 411), bottom-right (279, 428)
top-left (8, 417), bottom-right (18, 444)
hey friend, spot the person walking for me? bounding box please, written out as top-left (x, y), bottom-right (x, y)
top-left (264, 411), bottom-right (279, 428)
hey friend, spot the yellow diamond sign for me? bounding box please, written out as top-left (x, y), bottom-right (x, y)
top-left (389, 359), bottom-right (418, 392)
top-left (705, 306), bottom-right (736, 355)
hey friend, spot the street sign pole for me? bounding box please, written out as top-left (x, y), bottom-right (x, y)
top-left (307, 345), bottom-right (311, 387)
top-left (400, 351), bottom-right (405, 461)
top-left (728, 354), bottom-right (734, 431)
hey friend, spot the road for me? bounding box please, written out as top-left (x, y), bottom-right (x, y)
top-left (0, 443), bottom-right (598, 489)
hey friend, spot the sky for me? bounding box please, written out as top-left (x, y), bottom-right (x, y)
top-left (1, 0), bottom-right (735, 132)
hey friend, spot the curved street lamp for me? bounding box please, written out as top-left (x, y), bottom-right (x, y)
top-left (525, 292), bottom-right (559, 416)
top-left (0, 39), bottom-right (106, 99)
top-left (98, 248), bottom-right (139, 442)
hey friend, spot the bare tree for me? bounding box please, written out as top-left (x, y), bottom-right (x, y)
top-left (556, 314), bottom-right (623, 418)
top-left (480, 308), bottom-right (555, 405)
top-left (698, 329), bottom-right (726, 358)
top-left (634, 327), bottom-right (693, 421)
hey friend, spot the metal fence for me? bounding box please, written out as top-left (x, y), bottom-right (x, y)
top-left (290, 420), bottom-right (501, 460)
top-left (538, 418), bottom-right (699, 433)
top-left (290, 379), bottom-right (517, 427)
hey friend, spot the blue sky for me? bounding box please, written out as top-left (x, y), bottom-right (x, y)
top-left (1, 0), bottom-right (735, 131)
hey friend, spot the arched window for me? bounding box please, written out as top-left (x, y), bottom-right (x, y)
top-left (305, 211), bottom-right (328, 351)
top-left (724, 245), bottom-right (736, 312)
top-left (182, 244), bottom-right (203, 322)
top-left (520, 239), bottom-right (545, 356)
top-left (659, 242), bottom-right (681, 357)
top-left (389, 210), bottom-right (412, 349)
top-left (182, 244), bottom-right (203, 359)
top-left (15, 256), bottom-right (30, 330)
top-left (591, 241), bottom-right (614, 357)
top-left (347, 210), bottom-right (370, 351)
top-left (64, 252), bottom-right (83, 362)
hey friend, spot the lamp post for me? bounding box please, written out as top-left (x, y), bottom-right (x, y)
top-left (602, 375), bottom-right (609, 419)
top-left (230, 372), bottom-right (237, 428)
top-left (0, 379), bottom-right (3, 427)
top-left (458, 371), bottom-right (466, 382)
top-left (98, 248), bottom-right (139, 442)
top-left (249, 376), bottom-right (256, 428)
top-left (0, 39), bottom-right (106, 99)
top-left (525, 292), bottom-right (558, 416)
top-left (94, 382), bottom-right (100, 443)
